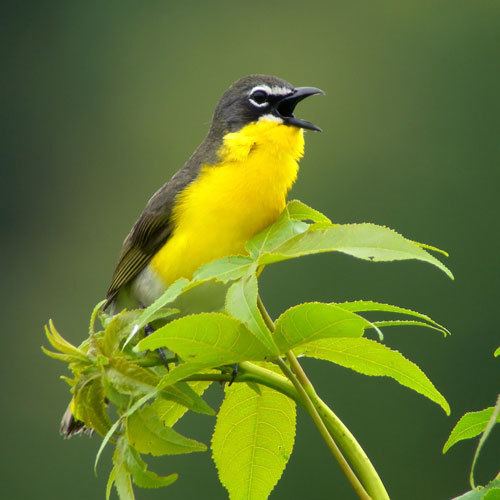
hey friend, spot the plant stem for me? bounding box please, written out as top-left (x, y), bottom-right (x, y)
top-left (184, 362), bottom-right (388, 499)
top-left (257, 295), bottom-right (389, 500)
top-left (277, 357), bottom-right (370, 500)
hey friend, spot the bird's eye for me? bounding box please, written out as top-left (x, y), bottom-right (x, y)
top-left (249, 90), bottom-right (268, 107)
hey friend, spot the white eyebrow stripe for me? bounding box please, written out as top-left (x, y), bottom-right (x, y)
top-left (249, 84), bottom-right (293, 96)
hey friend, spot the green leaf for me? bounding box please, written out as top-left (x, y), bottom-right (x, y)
top-left (193, 255), bottom-right (255, 283)
top-left (494, 347), bottom-right (500, 358)
top-left (285, 199), bottom-right (332, 224)
top-left (337, 300), bottom-right (450, 336)
top-left (212, 382), bottom-right (296, 500)
top-left (135, 313), bottom-right (271, 387)
top-left (453, 479), bottom-right (500, 500)
top-left (100, 310), bottom-right (143, 355)
top-left (273, 302), bottom-right (369, 353)
top-left (246, 211), bottom-right (309, 258)
top-left (44, 320), bottom-right (87, 361)
top-left (125, 446), bottom-right (178, 489)
top-left (135, 278), bottom-right (190, 329)
top-left (470, 397), bottom-right (500, 488)
top-left (154, 381), bottom-right (213, 428)
top-left (370, 320), bottom-right (448, 336)
top-left (127, 404), bottom-right (206, 456)
top-left (113, 464), bottom-right (134, 500)
top-left (302, 337), bottom-right (450, 415)
top-left (226, 274), bottom-right (279, 355)
top-left (443, 406), bottom-right (500, 453)
top-left (106, 357), bottom-right (214, 415)
top-left (259, 223), bottom-right (453, 279)
top-left (106, 467), bottom-right (116, 500)
top-left (412, 240), bottom-right (449, 258)
top-left (111, 438), bottom-right (135, 500)
top-left (89, 299), bottom-right (107, 335)
top-left (73, 379), bottom-right (110, 436)
top-left (41, 346), bottom-right (81, 363)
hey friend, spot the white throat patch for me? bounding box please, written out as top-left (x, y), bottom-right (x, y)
top-left (258, 114), bottom-right (284, 123)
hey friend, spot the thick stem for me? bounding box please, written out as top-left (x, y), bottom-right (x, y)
top-left (276, 358), bottom-right (370, 500)
top-left (257, 296), bottom-right (389, 500)
top-left (183, 362), bottom-right (388, 499)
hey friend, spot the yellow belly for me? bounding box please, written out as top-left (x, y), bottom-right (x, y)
top-left (149, 120), bottom-right (305, 285)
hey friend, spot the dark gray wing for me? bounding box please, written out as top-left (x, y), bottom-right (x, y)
top-left (104, 167), bottom-right (199, 308)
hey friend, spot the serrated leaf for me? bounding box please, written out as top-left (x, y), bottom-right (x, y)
top-left (89, 299), bottom-right (107, 335)
top-left (106, 467), bottom-right (116, 500)
top-left (413, 240), bottom-right (449, 258)
top-left (113, 464), bottom-right (134, 500)
top-left (443, 407), bottom-right (500, 453)
top-left (470, 397), bottom-right (500, 487)
top-left (226, 274), bottom-right (279, 355)
top-left (44, 320), bottom-right (87, 361)
top-left (154, 381), bottom-right (212, 428)
top-left (136, 313), bottom-right (272, 387)
top-left (453, 479), bottom-right (500, 500)
top-left (273, 302), bottom-right (368, 353)
top-left (337, 300), bottom-right (450, 336)
top-left (127, 404), bottom-right (206, 456)
top-left (212, 382), bottom-right (296, 500)
top-left (193, 256), bottom-right (255, 283)
top-left (106, 357), bottom-right (213, 415)
top-left (41, 346), bottom-right (82, 363)
top-left (135, 278), bottom-right (191, 329)
top-left (73, 379), bottom-right (110, 436)
top-left (100, 310), bottom-right (143, 355)
top-left (259, 223), bottom-right (453, 279)
top-left (125, 445), bottom-right (178, 489)
top-left (302, 337), bottom-right (450, 414)
top-left (371, 320), bottom-right (448, 336)
top-left (285, 199), bottom-right (332, 224)
top-left (112, 439), bottom-right (135, 500)
top-left (246, 211), bottom-right (309, 258)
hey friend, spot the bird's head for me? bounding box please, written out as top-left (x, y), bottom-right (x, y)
top-left (211, 75), bottom-right (324, 135)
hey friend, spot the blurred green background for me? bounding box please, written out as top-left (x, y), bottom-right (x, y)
top-left (2, 1), bottom-right (498, 498)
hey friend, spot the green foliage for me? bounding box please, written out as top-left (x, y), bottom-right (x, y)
top-left (453, 478), bottom-right (500, 500)
top-left (273, 302), bottom-right (368, 351)
top-left (43, 199), bottom-right (455, 499)
top-left (443, 346), bottom-right (499, 493)
top-left (212, 376), bottom-right (296, 499)
top-left (443, 406), bottom-right (500, 454)
top-left (301, 337), bottom-right (450, 415)
top-left (126, 404), bottom-right (206, 456)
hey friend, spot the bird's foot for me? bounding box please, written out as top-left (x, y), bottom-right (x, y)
top-left (229, 363), bottom-right (238, 386)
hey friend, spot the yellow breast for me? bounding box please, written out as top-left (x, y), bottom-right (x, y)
top-left (149, 120), bottom-right (305, 285)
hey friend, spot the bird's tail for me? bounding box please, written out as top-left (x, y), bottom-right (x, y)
top-left (60, 399), bottom-right (92, 438)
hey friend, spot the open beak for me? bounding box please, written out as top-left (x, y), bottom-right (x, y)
top-left (274, 86), bottom-right (324, 132)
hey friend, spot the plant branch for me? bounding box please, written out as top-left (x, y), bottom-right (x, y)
top-left (277, 357), bottom-right (370, 499)
top-left (258, 296), bottom-right (379, 500)
top-left (258, 296), bottom-right (389, 499)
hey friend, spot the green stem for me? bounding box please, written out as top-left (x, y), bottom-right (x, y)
top-left (276, 357), bottom-right (370, 500)
top-left (257, 295), bottom-right (389, 500)
top-left (183, 362), bottom-right (298, 401)
top-left (183, 362), bottom-right (388, 499)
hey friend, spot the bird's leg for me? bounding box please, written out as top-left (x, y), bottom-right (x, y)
top-left (144, 323), bottom-right (170, 371)
top-left (228, 363), bottom-right (239, 386)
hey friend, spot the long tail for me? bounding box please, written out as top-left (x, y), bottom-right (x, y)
top-left (60, 401), bottom-right (92, 438)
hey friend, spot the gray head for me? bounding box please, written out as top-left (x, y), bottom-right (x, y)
top-left (210, 74), bottom-right (324, 135)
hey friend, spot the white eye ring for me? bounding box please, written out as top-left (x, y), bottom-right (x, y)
top-left (249, 88), bottom-right (269, 108)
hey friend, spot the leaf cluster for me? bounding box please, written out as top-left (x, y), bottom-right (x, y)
top-left (44, 200), bottom-right (455, 499)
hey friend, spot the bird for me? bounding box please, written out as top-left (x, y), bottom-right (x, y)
top-left (60, 74), bottom-right (323, 437)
